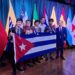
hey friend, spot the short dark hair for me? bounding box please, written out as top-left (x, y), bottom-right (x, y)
top-left (49, 18), bottom-right (54, 22)
top-left (26, 19), bottom-right (30, 23)
top-left (34, 20), bottom-right (39, 23)
top-left (41, 17), bottom-right (45, 20)
top-left (16, 18), bottom-right (23, 22)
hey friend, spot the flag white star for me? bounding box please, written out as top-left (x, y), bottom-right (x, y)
top-left (19, 43), bottom-right (26, 51)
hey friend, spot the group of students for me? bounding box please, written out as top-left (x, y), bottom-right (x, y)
top-left (1, 17), bottom-right (67, 75)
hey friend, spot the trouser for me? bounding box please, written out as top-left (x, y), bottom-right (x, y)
top-left (6, 42), bottom-right (16, 75)
top-left (56, 47), bottom-right (64, 57)
top-left (43, 51), bottom-right (53, 60)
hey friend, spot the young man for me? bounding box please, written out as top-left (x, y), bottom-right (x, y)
top-left (45, 18), bottom-right (56, 60)
top-left (56, 20), bottom-right (67, 60)
top-left (6, 18), bottom-right (24, 75)
top-left (39, 17), bottom-right (46, 32)
top-left (33, 20), bottom-right (41, 33)
top-left (23, 20), bottom-right (34, 34)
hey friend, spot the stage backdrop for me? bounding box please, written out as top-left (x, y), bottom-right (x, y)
top-left (0, 0), bottom-right (74, 27)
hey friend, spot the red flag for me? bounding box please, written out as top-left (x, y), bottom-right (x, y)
top-left (60, 7), bottom-right (66, 26)
top-left (43, 6), bottom-right (48, 25)
top-left (0, 21), bottom-right (7, 56)
top-left (13, 34), bottom-right (34, 63)
top-left (43, 6), bottom-right (46, 18)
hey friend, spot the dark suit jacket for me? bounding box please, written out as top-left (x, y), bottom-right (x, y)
top-left (8, 27), bottom-right (24, 41)
top-left (56, 27), bottom-right (67, 48)
top-left (6, 27), bottom-right (24, 54)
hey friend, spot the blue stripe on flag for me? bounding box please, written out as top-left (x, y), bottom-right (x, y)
top-left (19, 48), bottom-right (56, 62)
top-left (20, 32), bottom-right (56, 39)
top-left (33, 40), bottom-right (56, 47)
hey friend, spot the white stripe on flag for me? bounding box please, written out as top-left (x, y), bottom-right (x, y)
top-left (13, 33), bottom-right (16, 63)
top-left (25, 43), bottom-right (56, 55)
top-left (26, 35), bottom-right (56, 43)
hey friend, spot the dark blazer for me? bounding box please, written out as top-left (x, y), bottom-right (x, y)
top-left (8, 27), bottom-right (24, 41)
top-left (56, 27), bottom-right (67, 47)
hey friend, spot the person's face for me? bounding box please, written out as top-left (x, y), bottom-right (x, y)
top-left (26, 21), bottom-right (31, 27)
top-left (49, 21), bottom-right (53, 27)
top-left (41, 18), bottom-right (45, 24)
top-left (16, 21), bottom-right (22, 27)
top-left (35, 22), bottom-right (39, 26)
top-left (59, 20), bottom-right (63, 27)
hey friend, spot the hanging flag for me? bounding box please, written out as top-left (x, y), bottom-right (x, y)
top-left (9, 17), bottom-right (14, 29)
top-left (72, 15), bottom-right (75, 45)
top-left (33, 4), bottom-right (38, 26)
top-left (20, 9), bottom-right (28, 23)
top-left (51, 6), bottom-right (57, 26)
top-left (60, 7), bottom-right (66, 26)
top-left (66, 8), bottom-right (72, 46)
top-left (0, 21), bottom-right (7, 56)
top-left (43, 6), bottom-right (49, 26)
top-left (6, 0), bottom-right (16, 35)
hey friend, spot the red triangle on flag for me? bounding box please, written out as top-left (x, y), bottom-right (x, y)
top-left (14, 34), bottom-right (34, 62)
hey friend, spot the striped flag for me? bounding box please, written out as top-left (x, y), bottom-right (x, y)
top-left (6, 0), bottom-right (16, 35)
top-left (43, 6), bottom-right (49, 26)
top-left (13, 33), bottom-right (56, 62)
top-left (51, 6), bottom-right (57, 26)
top-left (66, 8), bottom-right (72, 46)
top-left (9, 17), bottom-right (14, 29)
top-left (20, 9), bottom-right (28, 23)
top-left (33, 4), bottom-right (38, 26)
top-left (60, 7), bottom-right (66, 27)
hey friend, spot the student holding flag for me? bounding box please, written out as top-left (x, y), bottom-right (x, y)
top-left (6, 18), bottom-right (24, 75)
top-left (45, 18), bottom-right (56, 60)
top-left (33, 20), bottom-right (41, 33)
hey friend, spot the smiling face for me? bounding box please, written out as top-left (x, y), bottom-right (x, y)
top-left (35, 22), bottom-right (39, 27)
top-left (16, 20), bottom-right (22, 28)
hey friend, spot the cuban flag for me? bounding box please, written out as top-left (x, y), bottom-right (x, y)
top-left (43, 6), bottom-right (49, 26)
top-left (13, 33), bottom-right (56, 63)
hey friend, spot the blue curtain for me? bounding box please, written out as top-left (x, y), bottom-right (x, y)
top-left (0, 0), bottom-right (9, 27)
top-left (0, 0), bottom-right (74, 27)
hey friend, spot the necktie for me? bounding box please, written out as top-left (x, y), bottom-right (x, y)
top-left (17, 28), bottom-right (21, 35)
